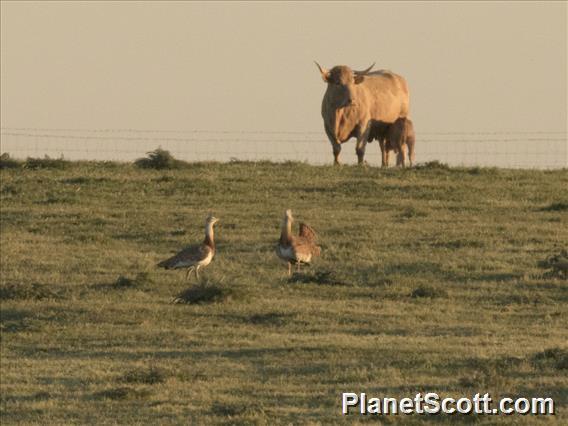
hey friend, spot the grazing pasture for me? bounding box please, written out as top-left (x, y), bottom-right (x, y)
top-left (0, 159), bottom-right (567, 424)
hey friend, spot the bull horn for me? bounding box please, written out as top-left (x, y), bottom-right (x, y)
top-left (354, 62), bottom-right (375, 75)
top-left (314, 61), bottom-right (330, 82)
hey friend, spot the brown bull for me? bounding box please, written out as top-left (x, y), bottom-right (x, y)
top-left (315, 62), bottom-right (410, 165)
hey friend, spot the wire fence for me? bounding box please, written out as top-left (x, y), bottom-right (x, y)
top-left (1, 127), bottom-right (567, 169)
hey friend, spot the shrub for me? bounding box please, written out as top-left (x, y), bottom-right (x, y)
top-left (134, 147), bottom-right (186, 170)
top-left (24, 155), bottom-right (69, 170)
top-left (415, 160), bottom-right (450, 170)
top-left (0, 153), bottom-right (21, 169)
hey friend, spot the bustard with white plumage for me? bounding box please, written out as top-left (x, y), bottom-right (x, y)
top-left (158, 214), bottom-right (219, 280)
top-left (276, 209), bottom-right (321, 276)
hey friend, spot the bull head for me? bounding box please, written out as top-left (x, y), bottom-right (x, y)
top-left (314, 61), bottom-right (375, 84)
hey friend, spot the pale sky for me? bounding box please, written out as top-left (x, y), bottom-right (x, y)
top-left (1, 1), bottom-right (566, 135)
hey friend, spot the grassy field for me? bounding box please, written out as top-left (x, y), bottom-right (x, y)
top-left (1, 158), bottom-right (567, 424)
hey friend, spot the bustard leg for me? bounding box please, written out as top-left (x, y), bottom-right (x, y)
top-left (288, 262), bottom-right (291, 277)
top-left (195, 266), bottom-right (200, 281)
top-left (186, 267), bottom-right (195, 280)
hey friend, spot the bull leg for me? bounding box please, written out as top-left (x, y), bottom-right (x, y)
top-left (332, 142), bottom-right (342, 166)
top-left (324, 123), bottom-right (342, 166)
top-left (356, 126), bottom-right (371, 165)
top-left (379, 138), bottom-right (389, 167)
top-left (355, 141), bottom-right (367, 165)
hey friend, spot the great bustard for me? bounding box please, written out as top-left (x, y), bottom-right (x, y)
top-left (158, 214), bottom-right (219, 280)
top-left (276, 209), bottom-right (321, 276)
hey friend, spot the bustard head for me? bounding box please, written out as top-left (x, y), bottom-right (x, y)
top-left (205, 214), bottom-right (220, 225)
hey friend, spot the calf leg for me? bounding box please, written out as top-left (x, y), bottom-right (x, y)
top-left (355, 140), bottom-right (367, 165)
top-left (397, 144), bottom-right (407, 167)
top-left (407, 137), bottom-right (415, 167)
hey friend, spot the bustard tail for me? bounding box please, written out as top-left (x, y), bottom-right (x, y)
top-left (299, 223), bottom-right (321, 257)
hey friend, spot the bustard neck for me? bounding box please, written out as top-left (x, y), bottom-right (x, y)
top-left (204, 222), bottom-right (215, 249)
top-left (280, 216), bottom-right (292, 244)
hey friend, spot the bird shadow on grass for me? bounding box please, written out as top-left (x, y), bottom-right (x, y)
top-left (171, 279), bottom-right (241, 304)
top-left (91, 272), bottom-right (153, 291)
top-left (287, 269), bottom-right (351, 286)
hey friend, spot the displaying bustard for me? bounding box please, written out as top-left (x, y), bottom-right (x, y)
top-left (276, 209), bottom-right (321, 276)
top-left (158, 214), bottom-right (219, 280)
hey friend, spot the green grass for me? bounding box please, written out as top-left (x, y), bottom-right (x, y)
top-left (1, 160), bottom-right (567, 424)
